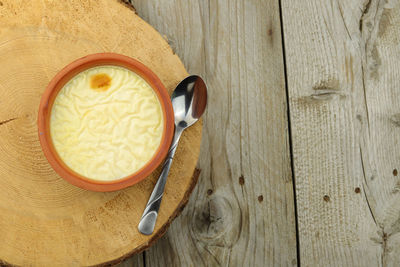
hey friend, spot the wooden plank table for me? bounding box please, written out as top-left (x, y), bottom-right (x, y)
top-left (117, 0), bottom-right (400, 266)
top-left (121, 0), bottom-right (296, 266)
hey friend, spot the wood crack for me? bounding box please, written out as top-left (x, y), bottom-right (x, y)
top-left (278, 0), bottom-right (300, 265)
top-left (119, 0), bottom-right (137, 13)
top-left (360, 0), bottom-right (384, 81)
top-left (0, 117), bottom-right (17, 126)
top-left (381, 231), bottom-right (388, 267)
top-left (360, 146), bottom-right (377, 225)
top-left (359, 0), bottom-right (372, 32)
top-left (361, 183), bottom-right (376, 225)
top-left (360, 65), bottom-right (371, 133)
top-left (360, 146), bottom-right (390, 266)
top-left (337, 1), bottom-right (351, 38)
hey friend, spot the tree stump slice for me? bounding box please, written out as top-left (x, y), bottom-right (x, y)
top-left (0, 1), bottom-right (202, 266)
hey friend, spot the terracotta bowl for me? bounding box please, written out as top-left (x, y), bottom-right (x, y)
top-left (38, 53), bottom-right (174, 192)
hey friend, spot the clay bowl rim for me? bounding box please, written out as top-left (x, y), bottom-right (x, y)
top-left (37, 53), bottom-right (174, 192)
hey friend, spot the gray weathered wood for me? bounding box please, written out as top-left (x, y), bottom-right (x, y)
top-left (117, 254), bottom-right (144, 267)
top-left (123, 0), bottom-right (297, 266)
top-left (281, 0), bottom-right (400, 266)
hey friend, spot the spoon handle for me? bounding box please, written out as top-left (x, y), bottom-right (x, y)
top-left (138, 127), bottom-right (182, 235)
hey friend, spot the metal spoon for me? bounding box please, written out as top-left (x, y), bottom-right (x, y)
top-left (138, 75), bottom-right (207, 235)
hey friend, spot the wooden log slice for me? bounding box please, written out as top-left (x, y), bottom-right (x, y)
top-left (0, 0), bottom-right (202, 266)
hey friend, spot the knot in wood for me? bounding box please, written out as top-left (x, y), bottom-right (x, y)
top-left (191, 196), bottom-right (240, 247)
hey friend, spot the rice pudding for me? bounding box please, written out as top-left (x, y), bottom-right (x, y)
top-left (50, 66), bottom-right (164, 181)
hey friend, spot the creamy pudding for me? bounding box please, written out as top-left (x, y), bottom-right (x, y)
top-left (50, 66), bottom-right (164, 181)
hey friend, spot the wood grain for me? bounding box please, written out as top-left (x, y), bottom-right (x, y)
top-left (116, 254), bottom-right (144, 267)
top-left (0, 1), bottom-right (201, 266)
top-left (129, 1), bottom-right (297, 266)
top-left (281, 0), bottom-right (400, 266)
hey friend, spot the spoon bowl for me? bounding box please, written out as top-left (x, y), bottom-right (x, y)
top-left (172, 75), bottom-right (207, 128)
